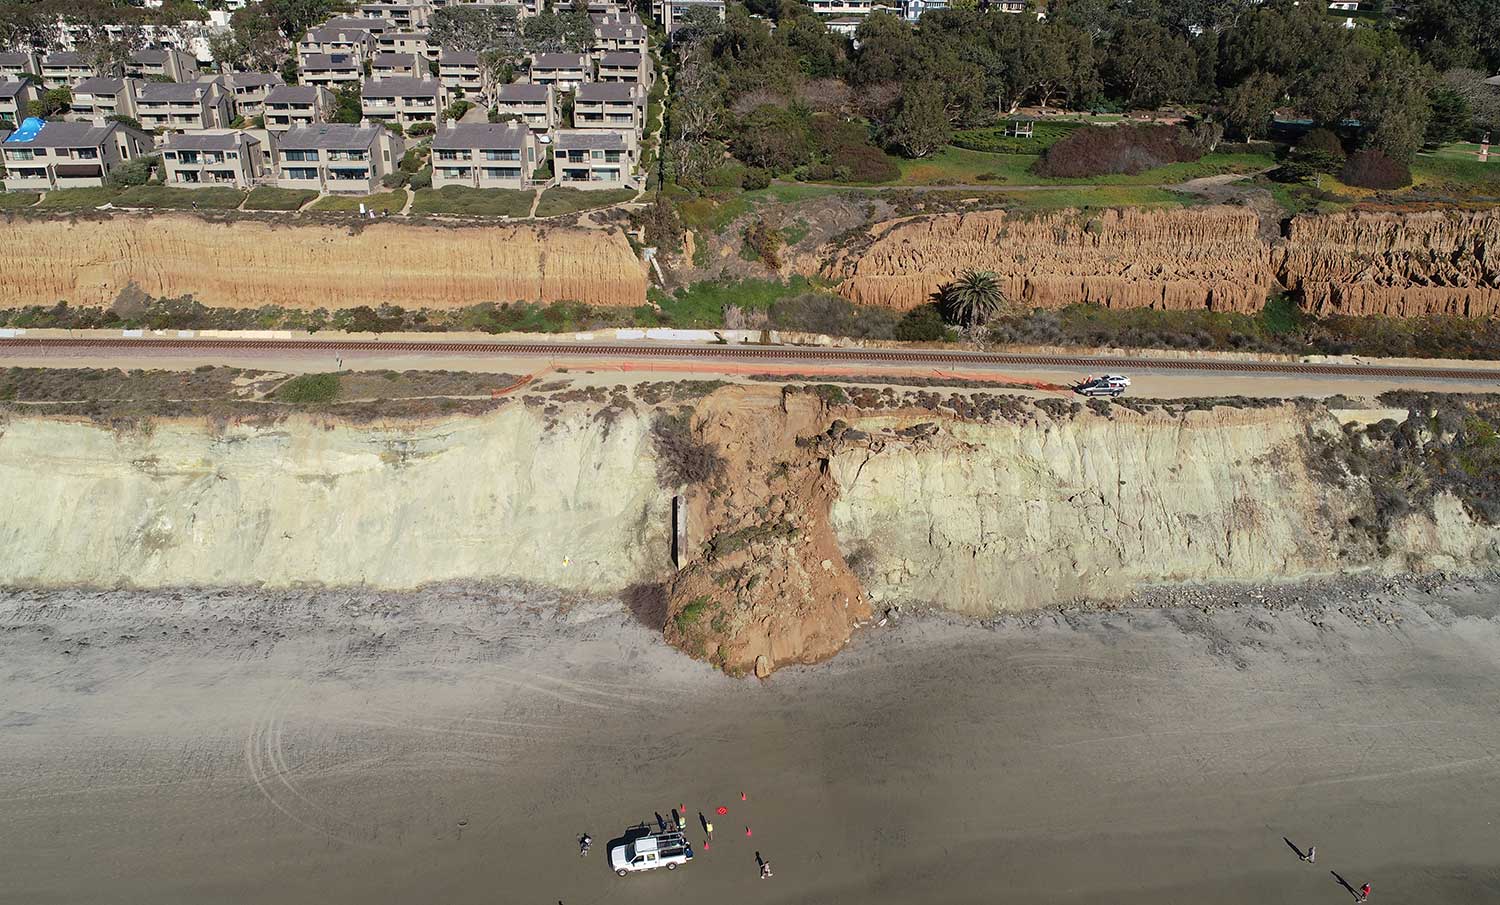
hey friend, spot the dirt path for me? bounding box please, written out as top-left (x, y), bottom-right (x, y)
top-left (0, 579), bottom-right (1496, 904)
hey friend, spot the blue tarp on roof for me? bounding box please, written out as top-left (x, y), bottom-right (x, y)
top-left (4, 116), bottom-right (44, 142)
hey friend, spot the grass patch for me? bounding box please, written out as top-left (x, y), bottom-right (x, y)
top-left (996, 185), bottom-right (1190, 210)
top-left (35, 186), bottom-right (122, 210)
top-left (115, 185), bottom-right (246, 210)
top-left (892, 147), bottom-right (1275, 187)
top-left (643, 276), bottom-right (823, 328)
top-left (309, 190), bottom-right (407, 213)
top-left (273, 372), bottom-right (341, 404)
top-left (951, 120), bottom-right (1081, 154)
top-left (677, 182), bottom-right (850, 234)
top-left (0, 191), bottom-right (41, 210)
top-left (534, 186), bottom-right (636, 218)
top-left (672, 595), bottom-right (711, 632)
top-left (411, 185), bottom-right (534, 217)
top-left (243, 186), bottom-right (317, 211)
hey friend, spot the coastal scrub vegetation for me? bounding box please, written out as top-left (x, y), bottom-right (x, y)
top-left (650, 410), bottom-right (723, 488)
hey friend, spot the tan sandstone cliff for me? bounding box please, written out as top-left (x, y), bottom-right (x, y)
top-left (1278, 208), bottom-right (1500, 318)
top-left (0, 213), bottom-right (647, 309)
top-left (823, 205), bottom-right (1277, 313)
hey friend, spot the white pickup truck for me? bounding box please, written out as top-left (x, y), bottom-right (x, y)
top-left (610, 827), bottom-right (694, 876)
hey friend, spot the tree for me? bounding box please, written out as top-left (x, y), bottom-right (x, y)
top-left (261, 0), bottom-right (335, 43)
top-left (213, 4), bottom-right (288, 72)
top-left (28, 88), bottom-right (71, 118)
top-left (1360, 48), bottom-right (1432, 162)
top-left (935, 270), bottom-right (1006, 328)
top-left (521, 9), bottom-right (592, 54)
top-left (74, 21), bottom-right (145, 76)
top-left (1425, 84), bottom-right (1472, 145)
top-left (1221, 71), bottom-right (1281, 140)
top-left (331, 85), bottom-right (362, 124)
top-left (1441, 68), bottom-right (1500, 135)
top-left (671, 4), bottom-right (727, 48)
top-left (429, 6), bottom-right (520, 54)
top-left (1106, 20), bottom-right (1196, 109)
top-left (880, 80), bottom-right (950, 159)
top-left (731, 104), bottom-right (813, 173)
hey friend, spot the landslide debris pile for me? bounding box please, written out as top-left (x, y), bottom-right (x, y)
top-left (1279, 209), bottom-right (1500, 318)
top-left (821, 205), bottom-right (1500, 320)
top-left (0, 213), bottom-right (646, 309)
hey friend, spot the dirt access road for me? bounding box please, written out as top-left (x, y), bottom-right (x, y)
top-left (1, 580), bottom-right (1498, 904)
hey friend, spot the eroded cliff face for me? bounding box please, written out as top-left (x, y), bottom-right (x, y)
top-left (1279, 209), bottom-right (1500, 318)
top-left (2, 388), bottom-right (1496, 675)
top-left (820, 204), bottom-right (1500, 320)
top-left (0, 214), bottom-right (647, 309)
top-left (823, 206), bottom-right (1276, 313)
top-left (0, 404), bottom-right (669, 590)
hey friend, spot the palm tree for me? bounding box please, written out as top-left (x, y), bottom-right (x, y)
top-left (935, 270), bottom-right (1006, 328)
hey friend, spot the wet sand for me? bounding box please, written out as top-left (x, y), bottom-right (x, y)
top-left (1, 581), bottom-right (1498, 904)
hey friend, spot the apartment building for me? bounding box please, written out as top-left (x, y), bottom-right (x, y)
top-left (127, 47), bottom-right (199, 82)
top-left (597, 51), bottom-right (650, 84)
top-left (263, 85), bottom-right (335, 132)
top-left (358, 0), bottom-right (432, 29)
top-left (654, 0), bottom-right (725, 34)
top-left (437, 50), bottom-right (489, 99)
top-left (492, 82), bottom-right (555, 131)
top-left (573, 82), bottom-right (644, 133)
top-left (274, 121), bottom-right (405, 193)
top-left (68, 77), bottom-right (139, 122)
top-left (528, 53), bottom-right (589, 90)
top-left (298, 28), bottom-right (376, 65)
top-left (360, 75), bottom-right (444, 129)
top-left (377, 31), bottom-right (435, 59)
top-left (0, 80), bottom-right (37, 126)
top-left (594, 20), bottom-right (648, 54)
top-left (900, 0), bottom-right (945, 20)
top-left (372, 52), bottom-right (426, 79)
top-left (430, 121), bottom-right (539, 189)
top-left (212, 71), bottom-right (285, 119)
top-left (0, 117), bottom-right (153, 190)
top-left (0, 52), bottom-right (38, 81)
top-left (299, 53), bottom-right (362, 90)
top-left (135, 81), bottom-right (232, 132)
top-left (160, 130), bottom-right (265, 188)
top-left (324, 16), bottom-right (396, 35)
top-left (39, 52), bottom-right (105, 89)
top-left (551, 128), bottom-right (636, 189)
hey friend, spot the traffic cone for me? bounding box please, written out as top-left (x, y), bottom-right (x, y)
top-left (704, 842), bottom-right (711, 851)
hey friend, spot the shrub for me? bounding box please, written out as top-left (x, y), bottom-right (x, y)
top-left (407, 122), bottom-right (436, 136)
top-left (741, 166), bottom-right (771, 190)
top-left (274, 373), bottom-right (340, 404)
top-left (408, 164), bottom-right (432, 189)
top-left (106, 114), bottom-right (143, 131)
top-left (444, 100), bottom-right (472, 121)
top-left (1033, 124), bottom-right (1202, 178)
top-left (731, 104), bottom-right (814, 174)
top-left (631, 192), bottom-right (683, 254)
top-left (767, 293), bottom-right (901, 338)
top-left (808, 114), bottom-right (899, 184)
top-left (381, 170), bottom-right (410, 189)
top-left (108, 154), bottom-right (159, 187)
top-left (893, 304), bottom-right (946, 342)
top-left (399, 147), bottom-right (425, 173)
top-left (1341, 148), bottom-right (1411, 189)
top-left (742, 217), bottom-right (783, 268)
top-left (651, 410), bottom-right (723, 487)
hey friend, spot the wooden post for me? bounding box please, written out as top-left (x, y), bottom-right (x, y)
top-left (673, 495), bottom-right (687, 570)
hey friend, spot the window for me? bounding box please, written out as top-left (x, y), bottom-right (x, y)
top-left (483, 167), bottom-right (520, 179)
top-left (482, 149), bottom-right (519, 161)
top-left (285, 167), bottom-right (319, 180)
top-left (284, 149), bottom-right (319, 161)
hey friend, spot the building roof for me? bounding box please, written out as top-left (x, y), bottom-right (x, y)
top-left (306, 26), bottom-right (373, 43)
top-left (325, 16), bottom-right (391, 29)
top-left (494, 83), bottom-right (550, 102)
top-left (0, 80), bottom-right (27, 99)
top-left (381, 31), bottom-right (428, 41)
top-left (432, 122), bottom-right (529, 149)
top-left (131, 48), bottom-right (174, 63)
top-left (72, 77), bottom-right (128, 96)
top-left (0, 52), bottom-right (33, 66)
top-left (163, 130), bottom-right (256, 151)
top-left (372, 52), bottom-right (420, 67)
top-left (554, 129), bottom-right (627, 150)
top-left (597, 23), bottom-right (647, 38)
top-left (301, 53), bottom-right (360, 70)
top-left (223, 71), bottom-right (284, 88)
top-left (41, 52), bottom-right (86, 66)
top-left (265, 85), bottom-right (325, 104)
top-left (362, 76), bottom-right (441, 97)
top-left (576, 82), bottom-right (639, 102)
top-left (278, 122), bottom-right (382, 150)
top-left (599, 51), bottom-right (642, 66)
top-left (439, 49), bottom-right (480, 65)
top-left (2, 119), bottom-right (121, 148)
top-left (531, 53), bottom-right (587, 69)
top-left (137, 82), bottom-right (211, 102)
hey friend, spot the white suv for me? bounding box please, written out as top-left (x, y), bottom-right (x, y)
top-left (1074, 374), bottom-right (1131, 397)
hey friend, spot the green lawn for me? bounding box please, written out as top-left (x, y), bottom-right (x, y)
top-left (0, 192), bottom-right (41, 210)
top-left (1410, 146), bottom-right (1500, 192)
top-left (115, 185), bottom-right (246, 210)
top-left (309, 190), bottom-right (408, 213)
top-left (35, 186), bottom-right (122, 210)
top-left (641, 276), bottom-right (825, 328)
top-left (951, 120), bottom-right (1081, 154)
top-left (893, 147), bottom-right (1276, 187)
top-left (533, 186), bottom-right (636, 217)
top-left (243, 186), bottom-right (318, 211)
top-left (678, 182), bottom-right (851, 234)
top-left (410, 185), bottom-right (534, 217)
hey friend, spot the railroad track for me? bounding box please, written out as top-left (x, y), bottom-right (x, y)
top-left (3, 337), bottom-right (1498, 382)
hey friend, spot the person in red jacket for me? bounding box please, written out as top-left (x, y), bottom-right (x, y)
top-left (1357, 882), bottom-right (1372, 902)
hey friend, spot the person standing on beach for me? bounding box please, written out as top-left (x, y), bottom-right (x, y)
top-left (761, 860), bottom-right (773, 879)
top-left (705, 819), bottom-right (714, 840)
top-left (1357, 882), bottom-right (1371, 902)
top-left (1301, 845), bottom-right (1316, 863)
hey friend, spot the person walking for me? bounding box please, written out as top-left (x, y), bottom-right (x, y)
top-left (1357, 882), bottom-right (1371, 902)
top-left (760, 860), bottom-right (773, 879)
top-left (1300, 845), bottom-right (1316, 864)
top-left (705, 819), bottom-right (714, 841)
top-left (579, 833), bottom-right (592, 857)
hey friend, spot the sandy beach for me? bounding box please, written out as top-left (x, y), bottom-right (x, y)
top-left (1, 579), bottom-right (1498, 904)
